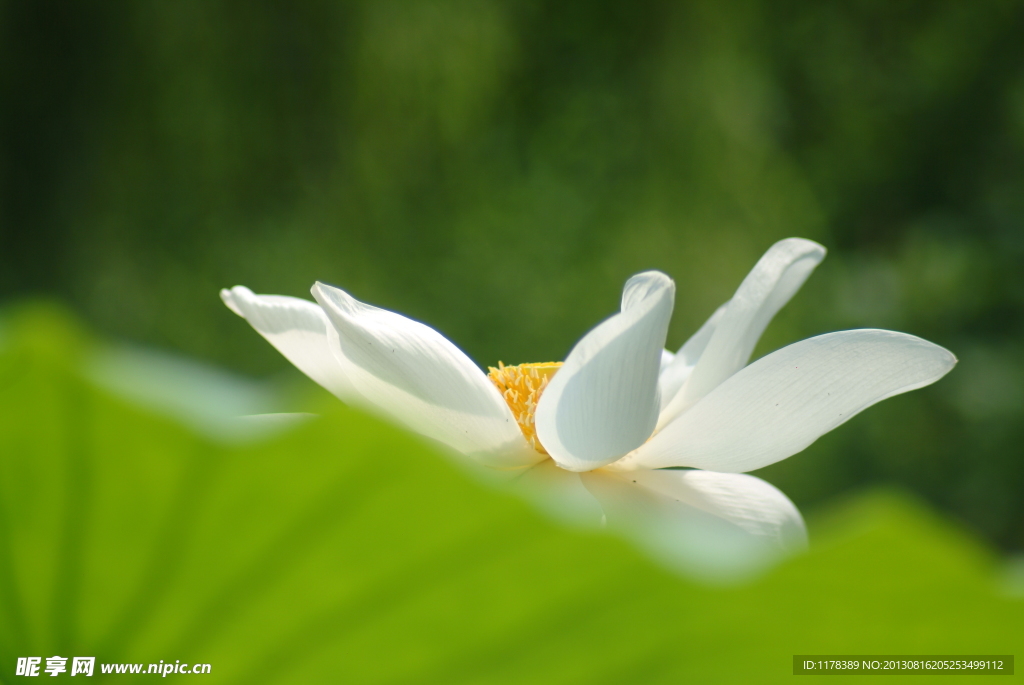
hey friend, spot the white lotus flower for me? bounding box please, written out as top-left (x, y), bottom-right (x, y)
top-left (221, 238), bottom-right (955, 579)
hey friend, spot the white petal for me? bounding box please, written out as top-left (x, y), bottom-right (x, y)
top-left (626, 329), bottom-right (957, 473)
top-left (535, 271), bottom-right (675, 472)
top-left (676, 301), bottom-right (730, 367)
top-left (661, 238), bottom-right (825, 423)
top-left (580, 468), bottom-right (805, 581)
top-left (657, 302), bottom-right (728, 418)
top-left (509, 459), bottom-right (605, 529)
top-left (221, 286), bottom-right (359, 403)
top-left (658, 349), bottom-right (684, 415)
top-left (311, 282), bottom-right (540, 469)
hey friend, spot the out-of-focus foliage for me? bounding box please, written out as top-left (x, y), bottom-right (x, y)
top-left (0, 308), bottom-right (1020, 684)
top-left (1, 1), bottom-right (1022, 551)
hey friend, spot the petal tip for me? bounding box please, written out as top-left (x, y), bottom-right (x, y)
top-left (310, 281), bottom-right (337, 309)
top-left (621, 270), bottom-right (676, 312)
top-left (938, 345), bottom-right (958, 373)
top-left (777, 236), bottom-right (827, 258)
top-left (220, 287), bottom-right (243, 316)
top-left (895, 331), bottom-right (958, 377)
top-left (628, 269), bottom-right (673, 284)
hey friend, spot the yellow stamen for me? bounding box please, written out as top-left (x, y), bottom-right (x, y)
top-left (487, 361), bottom-right (563, 455)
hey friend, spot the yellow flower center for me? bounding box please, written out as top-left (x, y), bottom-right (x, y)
top-left (487, 361), bottom-right (563, 455)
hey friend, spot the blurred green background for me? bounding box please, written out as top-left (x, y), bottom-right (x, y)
top-left (1, 3), bottom-right (1022, 677)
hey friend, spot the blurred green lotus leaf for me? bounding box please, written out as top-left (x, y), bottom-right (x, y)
top-left (0, 306), bottom-right (1018, 683)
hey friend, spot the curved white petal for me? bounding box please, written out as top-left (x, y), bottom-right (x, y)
top-left (676, 301), bottom-right (730, 367)
top-left (658, 364), bottom-right (692, 417)
top-left (580, 468), bottom-right (805, 581)
top-left (658, 348), bottom-right (678, 409)
top-left (657, 302), bottom-right (728, 419)
top-left (311, 282), bottom-right (539, 469)
top-left (661, 238), bottom-right (825, 424)
top-left (221, 286), bottom-right (359, 403)
top-left (535, 271), bottom-right (675, 472)
top-left (625, 329), bottom-right (957, 473)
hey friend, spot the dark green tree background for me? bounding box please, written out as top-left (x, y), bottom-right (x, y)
top-left (2, 1), bottom-right (1022, 550)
